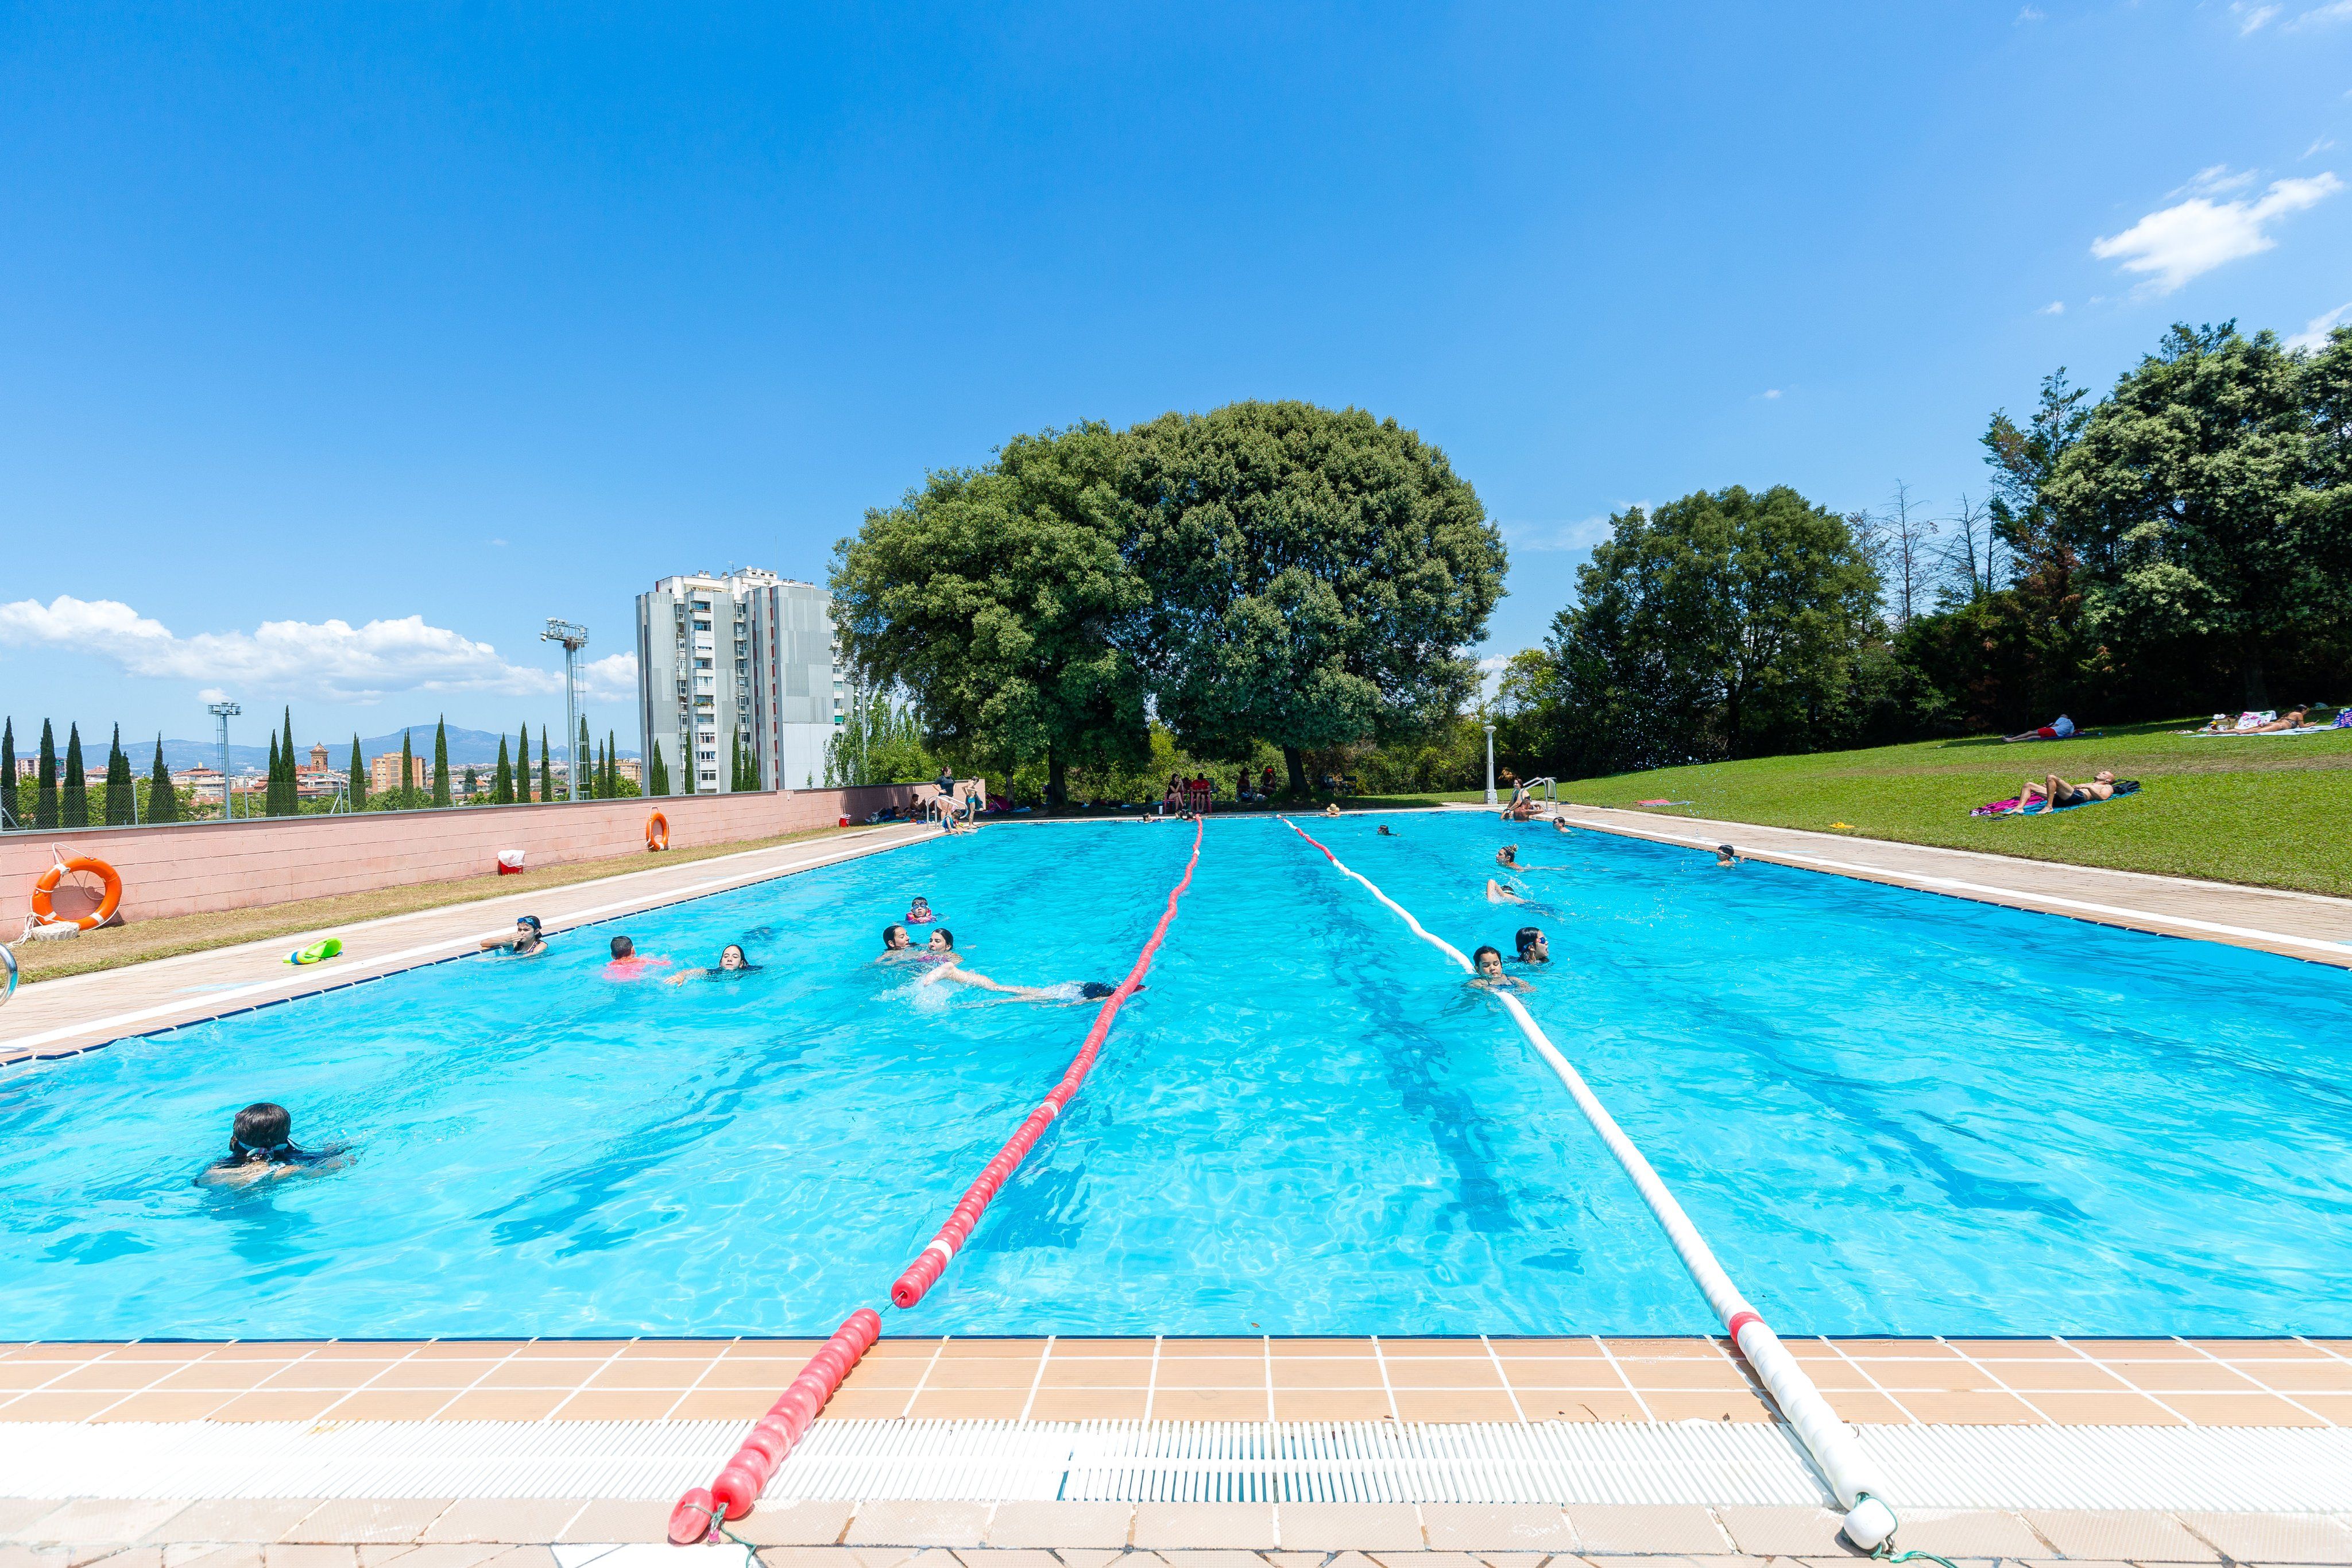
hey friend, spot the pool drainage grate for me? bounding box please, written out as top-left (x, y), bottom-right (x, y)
top-left (4, 1419), bottom-right (2350, 1511)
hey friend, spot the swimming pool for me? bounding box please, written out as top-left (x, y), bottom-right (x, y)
top-left (3, 812), bottom-right (2347, 1341)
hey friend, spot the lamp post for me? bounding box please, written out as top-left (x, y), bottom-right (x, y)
top-left (208, 701), bottom-right (241, 820)
top-left (541, 620), bottom-right (590, 803)
top-left (1483, 722), bottom-right (1498, 806)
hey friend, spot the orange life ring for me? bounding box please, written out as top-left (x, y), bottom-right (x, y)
top-left (33, 855), bottom-right (123, 931)
top-left (646, 811), bottom-right (670, 851)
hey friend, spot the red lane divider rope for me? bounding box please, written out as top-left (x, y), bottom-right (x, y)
top-left (667, 815), bottom-right (1206, 1546)
top-left (891, 815), bottom-right (1204, 1308)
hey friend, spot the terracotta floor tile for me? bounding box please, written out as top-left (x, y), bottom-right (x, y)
top-left (141, 1499), bottom-right (320, 1544)
top-left (918, 1358), bottom-right (1043, 1390)
top-left (616, 1339), bottom-right (727, 1359)
top-left (1129, 1503), bottom-right (1275, 1550)
top-left (475, 1360), bottom-right (606, 1391)
top-left (1380, 1360), bottom-right (1501, 1391)
top-left (284, 1500), bottom-right (455, 1544)
top-left (305, 1342), bottom-right (407, 1360)
top-left (1641, 1389), bottom-right (1775, 1424)
top-left (14, 1499), bottom-right (194, 1544)
top-left (1391, 1389), bottom-right (1520, 1422)
top-left (1146, 1388), bottom-right (1270, 1420)
top-left (1279, 1502), bottom-right (1422, 1551)
top-left (2184, 1338), bottom-right (2330, 1360)
top-left (665, 1388), bottom-right (775, 1420)
top-left (1266, 1339), bottom-right (1372, 1357)
top-left (1374, 1339), bottom-right (1489, 1357)
top-left (92, 1391), bottom-right (233, 1422)
top-left (324, 1390), bottom-right (460, 1422)
top-left (817, 1388), bottom-right (914, 1420)
top-left (1050, 1339), bottom-right (1156, 1357)
top-left (1565, 1503), bottom-right (1730, 1554)
top-left (1983, 1360), bottom-right (2133, 1392)
top-left (552, 1500), bottom-right (671, 1545)
top-left (1149, 1358), bottom-right (1264, 1390)
top-left (722, 1499), bottom-right (856, 1547)
top-left (421, 1499), bottom-right (588, 1545)
top-left (2291, 1392), bottom-right (2352, 1421)
top-left (0, 1361), bottom-right (76, 1390)
top-left (45, 1362), bottom-right (196, 1392)
top-left (1829, 1337), bottom-right (1960, 1358)
top-left (1512, 1389), bottom-right (1649, 1422)
top-left (702, 1358), bottom-right (821, 1390)
top-left (200, 1342), bottom-right (318, 1360)
top-left (547, 1391), bottom-right (676, 1421)
top-left (1616, 1360), bottom-right (1755, 1392)
top-left (1847, 1360), bottom-right (2002, 1393)
top-left (1036, 1361), bottom-right (1152, 1390)
top-left (2160, 1391), bottom-right (2328, 1427)
top-left (2067, 1338), bottom-right (2202, 1358)
top-left (432, 1389), bottom-right (570, 1422)
top-left (935, 1339), bottom-right (1046, 1359)
top-left (1886, 1389), bottom-right (2045, 1423)
top-left (841, 1499), bottom-right (991, 1547)
top-left (514, 1340), bottom-right (634, 1359)
top-left (902, 1388), bottom-right (1030, 1420)
top-left (851, 1340), bottom-right (945, 1362)
top-left (97, 1341), bottom-right (215, 1360)
top-left (1266, 1360), bottom-right (1385, 1391)
top-left (410, 1342), bottom-right (522, 1358)
top-left (2022, 1508), bottom-right (2222, 1562)
top-left (2103, 1360), bottom-right (2265, 1392)
top-left (255, 1361), bottom-right (401, 1392)
top-left (200, 1391), bottom-right (345, 1422)
top-left (1025, 1388), bottom-right (1148, 1421)
top-left (582, 1361), bottom-right (701, 1391)
top-left (1271, 1388), bottom-right (1398, 1421)
top-left (1944, 1338), bottom-right (2079, 1360)
top-left (985, 1500), bottom-right (1134, 1549)
top-left (1715, 1504), bottom-right (1848, 1557)
top-left (1489, 1337), bottom-right (1606, 1357)
top-left (1153, 1339), bottom-right (1263, 1358)
top-left (3, 1342), bottom-right (112, 1359)
top-left (0, 1390), bottom-right (116, 1420)
top-left (1604, 1338), bottom-right (1731, 1360)
top-left (1417, 1504), bottom-right (1575, 1552)
top-left (2178, 1509), bottom-right (2352, 1562)
top-left (2025, 1390), bottom-right (2187, 1426)
top-left (2258, 1360), bottom-right (2352, 1392)
top-left (363, 1361), bottom-right (501, 1391)
top-left (1754, 1358), bottom-right (1874, 1392)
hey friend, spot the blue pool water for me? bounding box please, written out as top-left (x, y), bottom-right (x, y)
top-left (3, 812), bottom-right (2348, 1340)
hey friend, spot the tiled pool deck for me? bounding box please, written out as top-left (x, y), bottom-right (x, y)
top-left (6, 1337), bottom-right (2351, 1430)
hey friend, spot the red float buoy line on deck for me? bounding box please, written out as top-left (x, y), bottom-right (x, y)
top-left (668, 816), bottom-right (1206, 1547)
top-left (1276, 816), bottom-right (1903, 1555)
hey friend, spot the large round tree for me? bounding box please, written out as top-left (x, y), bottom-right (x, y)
top-left (1119, 400), bottom-right (1506, 791)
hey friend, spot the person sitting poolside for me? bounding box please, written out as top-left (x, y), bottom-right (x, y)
top-left (2017, 770), bottom-right (2118, 813)
top-left (1514, 926), bottom-right (1549, 965)
top-left (195, 1102), bottom-right (350, 1188)
top-left (479, 915), bottom-right (548, 958)
top-left (906, 896), bottom-right (936, 925)
top-left (670, 943), bottom-right (760, 984)
top-left (1468, 944), bottom-right (1531, 993)
top-left (604, 934), bottom-right (671, 979)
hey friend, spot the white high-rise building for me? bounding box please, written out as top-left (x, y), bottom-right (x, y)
top-left (635, 570), bottom-right (845, 793)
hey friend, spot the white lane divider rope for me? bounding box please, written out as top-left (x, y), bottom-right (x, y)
top-left (1278, 815), bottom-right (1902, 1551)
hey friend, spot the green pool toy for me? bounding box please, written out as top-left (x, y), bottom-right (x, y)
top-left (287, 938), bottom-right (343, 966)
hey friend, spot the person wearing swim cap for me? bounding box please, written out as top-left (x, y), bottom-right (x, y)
top-left (905, 896), bottom-right (935, 924)
top-left (1715, 844), bottom-right (1742, 867)
top-left (479, 915), bottom-right (548, 958)
top-left (196, 1102), bottom-right (351, 1188)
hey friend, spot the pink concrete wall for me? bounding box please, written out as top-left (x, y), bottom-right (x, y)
top-left (0, 782), bottom-right (981, 926)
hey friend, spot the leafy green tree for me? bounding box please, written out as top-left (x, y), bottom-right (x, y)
top-left (826, 688), bottom-right (939, 785)
top-left (539, 726), bottom-right (553, 804)
top-left (1120, 401), bottom-right (1506, 793)
top-left (103, 725), bottom-right (134, 825)
top-left (147, 735), bottom-right (179, 822)
top-left (431, 718), bottom-right (451, 806)
top-left (63, 723), bottom-right (88, 827)
top-left (348, 734), bottom-right (367, 812)
top-left (649, 739), bottom-right (670, 796)
top-left (35, 719), bottom-right (59, 828)
top-left (1544, 486), bottom-right (1882, 772)
top-left (0, 718), bottom-right (14, 830)
top-left (492, 737), bottom-right (513, 803)
top-left (2044, 323), bottom-right (2332, 706)
top-left (832, 423), bottom-right (1150, 807)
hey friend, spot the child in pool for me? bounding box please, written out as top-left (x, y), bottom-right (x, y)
top-left (906, 897), bottom-right (935, 924)
top-left (195, 1102), bottom-right (350, 1188)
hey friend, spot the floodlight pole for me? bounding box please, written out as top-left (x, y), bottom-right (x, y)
top-left (1483, 723), bottom-right (1498, 806)
top-left (541, 619), bottom-right (590, 802)
top-left (208, 701), bottom-right (242, 820)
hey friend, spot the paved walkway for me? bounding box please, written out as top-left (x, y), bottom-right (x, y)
top-left (0, 824), bottom-right (937, 1064)
top-left (1523, 806), bottom-right (2352, 967)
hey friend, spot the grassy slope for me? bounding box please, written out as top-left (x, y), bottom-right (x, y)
top-left (1410, 719), bottom-right (2352, 897)
top-left (10, 823), bottom-right (867, 986)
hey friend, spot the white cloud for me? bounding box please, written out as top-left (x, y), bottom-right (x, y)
top-left (2038, 300), bottom-right (2067, 315)
top-left (0, 595), bottom-right (639, 706)
top-left (2016, 5), bottom-right (2044, 20)
top-left (2091, 171), bottom-right (2343, 293)
top-left (2287, 0), bottom-right (2352, 25)
top-left (1761, 388), bottom-right (1784, 399)
top-left (2288, 301), bottom-right (2352, 350)
top-left (2233, 2), bottom-right (2282, 31)
top-left (1503, 510), bottom-right (1640, 553)
top-left (2168, 164), bottom-right (2257, 199)
top-left (2308, 137), bottom-right (2340, 157)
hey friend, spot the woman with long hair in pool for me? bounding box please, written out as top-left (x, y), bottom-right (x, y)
top-left (914, 928), bottom-right (1121, 1004)
top-left (195, 1102), bottom-right (351, 1188)
top-left (1468, 944), bottom-right (1532, 993)
top-left (670, 944), bottom-right (761, 984)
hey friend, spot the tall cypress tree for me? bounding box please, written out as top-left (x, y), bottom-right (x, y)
top-left (280, 707), bottom-right (297, 814)
top-left (265, 731), bottom-right (283, 816)
top-left (606, 730), bottom-right (620, 796)
top-left (34, 719), bottom-right (59, 829)
top-left (517, 723), bottom-right (532, 801)
top-left (649, 740), bottom-right (669, 796)
top-left (104, 724), bottom-right (134, 825)
top-left (492, 737), bottom-right (513, 804)
top-left (1, 718), bottom-right (15, 830)
top-left (539, 726), bottom-right (553, 804)
top-left (399, 730), bottom-right (415, 808)
top-left (148, 735), bottom-right (179, 823)
top-left (63, 723), bottom-right (88, 827)
top-left (432, 717), bottom-right (451, 807)
top-left (348, 734), bottom-right (367, 812)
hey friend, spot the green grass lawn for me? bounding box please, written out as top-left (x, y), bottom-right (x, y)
top-left (1403, 718), bottom-right (2352, 897)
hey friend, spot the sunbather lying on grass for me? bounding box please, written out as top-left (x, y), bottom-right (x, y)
top-left (2018, 771), bottom-right (2118, 812)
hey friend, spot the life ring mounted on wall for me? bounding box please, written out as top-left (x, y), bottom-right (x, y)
top-left (646, 811), bottom-right (670, 852)
top-left (31, 852), bottom-right (124, 932)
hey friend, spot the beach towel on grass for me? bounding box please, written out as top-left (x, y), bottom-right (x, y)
top-left (1970, 780), bottom-right (2140, 818)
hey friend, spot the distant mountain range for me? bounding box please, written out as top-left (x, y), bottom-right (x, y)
top-left (157, 725), bottom-right (638, 773)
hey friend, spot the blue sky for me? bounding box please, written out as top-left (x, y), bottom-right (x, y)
top-left (5, 2), bottom-right (2349, 752)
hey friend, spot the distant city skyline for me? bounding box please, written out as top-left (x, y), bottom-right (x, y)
top-left (5, 3), bottom-right (2348, 739)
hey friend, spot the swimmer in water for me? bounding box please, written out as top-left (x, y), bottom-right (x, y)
top-left (670, 943), bottom-right (760, 984)
top-left (914, 930), bottom-right (1120, 1003)
top-left (1514, 926), bottom-right (1549, 965)
top-left (479, 915), bottom-right (548, 958)
top-left (1487, 878), bottom-right (1561, 917)
top-left (1468, 944), bottom-right (1531, 993)
top-left (1715, 843), bottom-right (1741, 867)
top-left (906, 896), bottom-right (935, 924)
top-left (1377, 824), bottom-right (1395, 837)
top-left (195, 1102), bottom-right (350, 1188)
top-left (604, 934), bottom-right (671, 980)
top-left (1323, 803), bottom-right (1342, 818)
top-left (1550, 816), bottom-right (1573, 834)
top-left (1496, 845), bottom-right (1519, 868)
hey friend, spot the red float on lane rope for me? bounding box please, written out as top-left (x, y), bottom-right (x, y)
top-left (666, 1307), bottom-right (881, 1543)
top-left (889, 815), bottom-right (1204, 1310)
